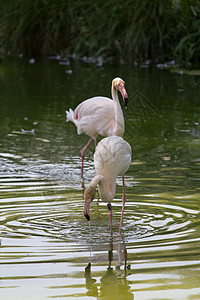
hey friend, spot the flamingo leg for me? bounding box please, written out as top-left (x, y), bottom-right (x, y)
top-left (80, 138), bottom-right (96, 177)
top-left (107, 203), bottom-right (113, 236)
top-left (119, 176), bottom-right (126, 234)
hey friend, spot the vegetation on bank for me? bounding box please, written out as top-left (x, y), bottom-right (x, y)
top-left (0, 0), bottom-right (200, 66)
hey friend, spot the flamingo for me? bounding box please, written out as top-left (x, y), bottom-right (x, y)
top-left (66, 77), bottom-right (128, 177)
top-left (83, 136), bottom-right (132, 234)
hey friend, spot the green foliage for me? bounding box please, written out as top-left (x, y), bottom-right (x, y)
top-left (0, 0), bottom-right (72, 55)
top-left (174, 0), bottom-right (200, 65)
top-left (0, 0), bottom-right (199, 64)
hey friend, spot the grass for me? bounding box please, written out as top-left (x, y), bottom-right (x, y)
top-left (0, 0), bottom-right (200, 65)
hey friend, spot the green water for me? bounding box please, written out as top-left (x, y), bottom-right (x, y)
top-left (0, 58), bottom-right (200, 300)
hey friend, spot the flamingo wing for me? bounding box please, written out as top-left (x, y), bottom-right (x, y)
top-left (74, 97), bottom-right (116, 138)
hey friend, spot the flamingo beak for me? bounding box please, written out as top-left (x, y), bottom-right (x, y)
top-left (84, 214), bottom-right (90, 221)
top-left (118, 84), bottom-right (128, 108)
top-left (83, 201), bottom-right (91, 221)
top-left (124, 98), bottom-right (128, 108)
top-left (83, 186), bottom-right (95, 222)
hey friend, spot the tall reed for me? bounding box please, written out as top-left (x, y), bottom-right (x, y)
top-left (174, 0), bottom-right (200, 65)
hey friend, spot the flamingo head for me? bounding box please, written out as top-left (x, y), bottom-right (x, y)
top-left (83, 185), bottom-right (96, 221)
top-left (112, 77), bottom-right (128, 108)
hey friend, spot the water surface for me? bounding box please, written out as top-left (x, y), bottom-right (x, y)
top-left (0, 58), bottom-right (200, 300)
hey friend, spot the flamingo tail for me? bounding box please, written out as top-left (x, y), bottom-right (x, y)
top-left (66, 109), bottom-right (77, 124)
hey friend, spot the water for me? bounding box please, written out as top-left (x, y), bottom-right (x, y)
top-left (0, 58), bottom-right (200, 300)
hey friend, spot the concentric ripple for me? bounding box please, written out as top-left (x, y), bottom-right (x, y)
top-left (1, 59), bottom-right (200, 300)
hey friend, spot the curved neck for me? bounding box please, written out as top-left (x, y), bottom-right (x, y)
top-left (111, 86), bottom-right (124, 136)
top-left (91, 175), bottom-right (116, 202)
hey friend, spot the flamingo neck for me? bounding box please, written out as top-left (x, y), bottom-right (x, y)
top-left (91, 175), bottom-right (116, 203)
top-left (111, 86), bottom-right (124, 136)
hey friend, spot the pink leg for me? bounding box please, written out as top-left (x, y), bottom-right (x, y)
top-left (107, 203), bottom-right (113, 236)
top-left (119, 176), bottom-right (126, 234)
top-left (80, 138), bottom-right (96, 177)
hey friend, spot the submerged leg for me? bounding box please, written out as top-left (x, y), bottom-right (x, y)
top-left (81, 177), bottom-right (85, 197)
top-left (107, 203), bottom-right (113, 236)
top-left (119, 176), bottom-right (126, 234)
top-left (80, 137), bottom-right (94, 177)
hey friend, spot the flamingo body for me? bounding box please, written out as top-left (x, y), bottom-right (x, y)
top-left (83, 136), bottom-right (132, 234)
top-left (67, 96), bottom-right (118, 138)
top-left (94, 136), bottom-right (131, 184)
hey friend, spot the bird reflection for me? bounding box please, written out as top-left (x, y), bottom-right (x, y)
top-left (85, 263), bottom-right (98, 297)
top-left (85, 238), bottom-right (133, 299)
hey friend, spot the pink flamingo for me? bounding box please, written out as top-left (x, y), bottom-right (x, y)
top-left (83, 135), bottom-right (132, 235)
top-left (66, 77), bottom-right (128, 177)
